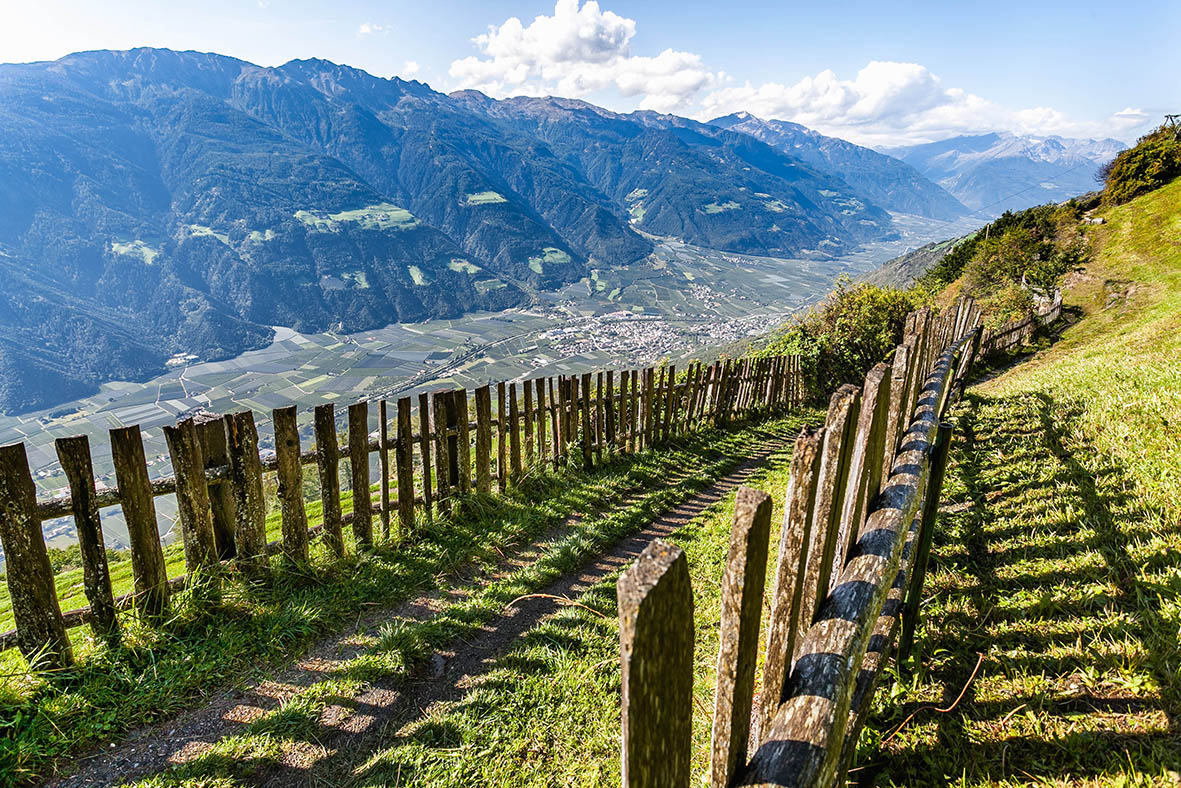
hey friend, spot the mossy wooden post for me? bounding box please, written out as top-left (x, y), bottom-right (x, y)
top-left (0, 442), bottom-right (74, 668)
top-left (418, 393), bottom-right (434, 516)
top-left (110, 425), bottom-right (171, 620)
top-left (54, 435), bottom-right (118, 642)
top-left (595, 371), bottom-right (604, 464)
top-left (508, 383), bottom-right (522, 481)
top-left (474, 386), bottom-right (493, 494)
top-left (535, 378), bottom-right (547, 465)
top-left (629, 369), bottom-right (640, 452)
top-left (605, 370), bottom-right (616, 453)
top-left (271, 406), bottom-right (308, 564)
top-left (396, 397), bottom-right (415, 531)
top-left (162, 419), bottom-right (219, 573)
top-left (883, 341), bottom-right (914, 490)
top-left (348, 402), bottom-right (373, 548)
top-left (432, 391), bottom-right (451, 512)
top-left (497, 382), bottom-right (509, 489)
top-left (835, 363), bottom-right (891, 573)
top-left (379, 399), bottom-right (391, 540)
top-left (807, 385), bottom-right (861, 617)
top-left (195, 415), bottom-right (236, 559)
top-left (314, 404), bottom-right (344, 557)
top-left (548, 377), bottom-right (560, 470)
top-left (580, 372), bottom-right (593, 470)
top-left (455, 389), bottom-right (471, 494)
top-left (522, 382), bottom-right (534, 468)
top-left (225, 412), bottom-right (268, 577)
top-left (710, 487), bottom-right (773, 788)
top-left (758, 428), bottom-right (823, 734)
top-left (617, 539), bottom-right (694, 788)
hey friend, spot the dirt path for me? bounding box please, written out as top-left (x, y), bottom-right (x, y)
top-left (47, 432), bottom-right (787, 788)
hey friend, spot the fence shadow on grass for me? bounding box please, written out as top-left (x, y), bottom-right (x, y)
top-left (861, 389), bottom-right (1181, 786)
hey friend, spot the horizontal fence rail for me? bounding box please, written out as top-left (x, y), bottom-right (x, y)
top-left (617, 294), bottom-right (1028, 788)
top-left (0, 354), bottom-right (805, 663)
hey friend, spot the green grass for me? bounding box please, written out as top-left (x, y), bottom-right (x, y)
top-left (703, 201), bottom-right (740, 215)
top-left (860, 179), bottom-right (1181, 785)
top-left (125, 414), bottom-right (815, 788)
top-left (295, 203), bottom-right (418, 233)
top-left (0, 413), bottom-right (817, 786)
top-left (527, 247), bottom-right (571, 275)
top-left (462, 191), bottom-right (508, 206)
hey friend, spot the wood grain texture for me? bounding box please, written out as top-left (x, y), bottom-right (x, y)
top-left (111, 425), bottom-right (172, 618)
top-left (314, 404), bottom-right (344, 557)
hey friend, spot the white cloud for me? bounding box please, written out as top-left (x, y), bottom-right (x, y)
top-left (700, 62), bottom-right (1150, 146)
top-left (450, 1), bottom-right (1149, 144)
top-left (448, 0), bottom-right (719, 114)
top-left (401, 60), bottom-right (421, 77)
top-left (357, 22), bottom-right (386, 37)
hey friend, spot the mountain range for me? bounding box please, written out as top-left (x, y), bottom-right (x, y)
top-left (0, 48), bottom-right (1122, 414)
top-left (884, 132), bottom-right (1125, 214)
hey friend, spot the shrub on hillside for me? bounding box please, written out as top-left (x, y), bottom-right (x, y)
top-left (1101, 125), bottom-right (1181, 205)
top-left (758, 278), bottom-right (926, 396)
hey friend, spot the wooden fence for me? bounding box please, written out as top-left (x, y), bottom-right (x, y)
top-left (617, 297), bottom-right (988, 788)
top-left (979, 288), bottom-right (1063, 356)
top-left (0, 354), bottom-right (805, 666)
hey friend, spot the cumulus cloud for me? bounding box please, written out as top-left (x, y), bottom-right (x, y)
top-left (402, 60), bottom-right (421, 77)
top-left (357, 22), bottom-right (386, 37)
top-left (701, 62), bottom-right (1150, 146)
top-left (450, 1), bottom-right (1148, 144)
top-left (448, 0), bottom-right (719, 113)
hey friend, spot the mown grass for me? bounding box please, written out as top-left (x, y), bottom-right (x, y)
top-left (0, 412), bottom-right (818, 786)
top-left (127, 414), bottom-right (809, 788)
top-left (859, 179), bottom-right (1181, 785)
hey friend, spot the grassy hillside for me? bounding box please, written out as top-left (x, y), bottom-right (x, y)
top-left (864, 177), bottom-right (1181, 784)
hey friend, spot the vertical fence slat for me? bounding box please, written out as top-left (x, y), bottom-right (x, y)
top-left (0, 443), bottom-right (74, 667)
top-left (662, 365), bottom-right (676, 443)
top-left (834, 363), bottom-right (892, 573)
top-left (475, 386), bottom-right (492, 494)
top-left (314, 404), bottom-right (344, 557)
top-left (497, 382), bottom-right (509, 487)
top-left (549, 377), bottom-right (561, 470)
top-left (535, 378), bottom-right (547, 465)
top-left (348, 401), bottom-right (373, 549)
top-left (758, 428), bottom-right (823, 734)
top-left (379, 399), bottom-right (391, 540)
top-left (163, 419), bottom-right (219, 572)
top-left (618, 539), bottom-right (694, 788)
top-left (195, 416), bottom-right (236, 559)
top-left (433, 391), bottom-right (451, 511)
top-left (523, 381), bottom-right (534, 468)
top-left (225, 412), bottom-right (268, 576)
top-left (397, 397), bottom-right (415, 531)
top-left (271, 406), bottom-right (308, 564)
top-left (581, 372), bottom-right (593, 470)
top-left (709, 487), bottom-right (773, 788)
top-left (54, 435), bottom-right (118, 641)
top-left (110, 425), bottom-right (172, 618)
top-left (595, 371), bottom-right (604, 464)
top-left (509, 383), bottom-right (522, 481)
top-left (807, 385), bottom-right (861, 611)
top-left (418, 392), bottom-right (434, 515)
top-left (455, 389), bottom-right (471, 494)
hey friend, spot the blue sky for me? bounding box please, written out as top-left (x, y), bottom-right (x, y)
top-left (0, 0), bottom-right (1174, 145)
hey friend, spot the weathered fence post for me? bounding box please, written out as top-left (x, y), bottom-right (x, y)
top-left (271, 406), bottom-right (308, 564)
top-left (710, 487), bottom-right (773, 788)
top-left (497, 382), bottom-right (510, 487)
top-left (535, 378), bottom-right (547, 465)
top-left (195, 415), bottom-right (236, 559)
top-left (523, 381), bottom-right (534, 468)
top-left (475, 386), bottom-right (493, 494)
top-left (807, 385), bottom-right (861, 613)
top-left (396, 397), bottom-right (415, 531)
top-left (0, 443), bottom-right (74, 668)
top-left (349, 401), bottom-right (373, 549)
top-left (433, 390), bottom-right (451, 511)
top-left (314, 404), bottom-right (344, 557)
top-left (509, 383), bottom-right (522, 481)
top-left (758, 427), bottom-right (823, 735)
top-left (54, 435), bottom-right (118, 642)
top-left (163, 419), bottom-right (220, 572)
top-left (455, 389), bottom-right (472, 494)
top-left (581, 372), bottom-right (593, 470)
top-left (379, 399), bottom-right (391, 540)
top-left (110, 425), bottom-right (172, 620)
top-left (834, 363), bottom-right (892, 574)
top-left (224, 412), bottom-right (268, 577)
top-left (618, 539), bottom-right (694, 788)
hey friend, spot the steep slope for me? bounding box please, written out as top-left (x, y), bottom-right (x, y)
top-left (450, 93), bottom-right (897, 257)
top-left (858, 236), bottom-right (966, 288)
top-left (885, 132), bottom-right (1124, 214)
top-left (709, 112), bottom-right (969, 220)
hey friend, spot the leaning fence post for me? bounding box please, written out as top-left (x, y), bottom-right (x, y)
top-left (55, 435), bottom-right (118, 642)
top-left (110, 425), bottom-right (172, 620)
top-left (271, 406), bottom-right (309, 564)
top-left (710, 487), bottom-right (773, 788)
top-left (834, 363), bottom-right (892, 574)
top-left (0, 442), bottom-right (74, 668)
top-left (808, 385), bottom-right (861, 607)
top-left (314, 404), bottom-right (344, 556)
top-left (758, 428), bottom-right (823, 736)
top-left (618, 539), bottom-right (694, 788)
top-left (899, 421), bottom-right (955, 665)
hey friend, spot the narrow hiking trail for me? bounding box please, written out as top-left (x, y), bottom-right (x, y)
top-left (864, 389), bottom-right (1180, 786)
top-left (45, 423), bottom-right (805, 788)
